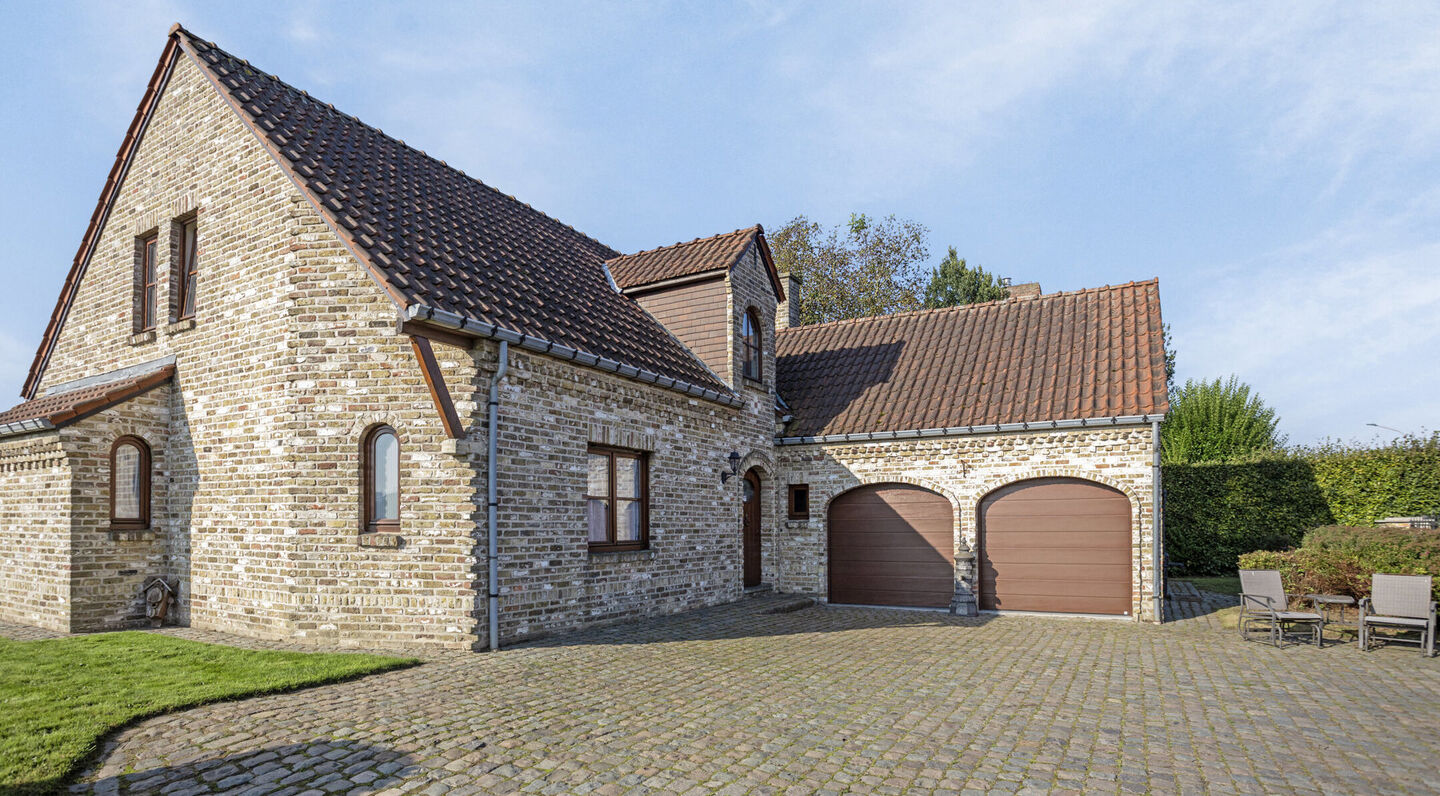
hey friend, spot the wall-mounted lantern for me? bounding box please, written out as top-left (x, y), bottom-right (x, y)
top-left (720, 451), bottom-right (742, 484)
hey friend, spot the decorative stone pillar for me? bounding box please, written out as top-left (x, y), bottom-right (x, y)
top-left (951, 547), bottom-right (979, 616)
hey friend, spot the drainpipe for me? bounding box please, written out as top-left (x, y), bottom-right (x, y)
top-left (1152, 419), bottom-right (1164, 622)
top-left (487, 340), bottom-right (509, 651)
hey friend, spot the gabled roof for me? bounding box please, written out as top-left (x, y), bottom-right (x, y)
top-left (775, 280), bottom-right (1169, 439)
top-left (0, 365), bottom-right (174, 438)
top-left (607, 225), bottom-right (786, 298)
top-left (25, 26), bottom-right (733, 403)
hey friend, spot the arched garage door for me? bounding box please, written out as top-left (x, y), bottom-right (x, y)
top-left (979, 478), bottom-right (1133, 616)
top-left (828, 484), bottom-right (953, 608)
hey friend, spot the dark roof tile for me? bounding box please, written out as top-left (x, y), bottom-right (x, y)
top-left (0, 366), bottom-right (175, 432)
top-left (775, 281), bottom-right (1168, 437)
top-left (173, 29), bottom-right (728, 395)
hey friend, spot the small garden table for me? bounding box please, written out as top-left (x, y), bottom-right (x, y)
top-left (1307, 593), bottom-right (1356, 643)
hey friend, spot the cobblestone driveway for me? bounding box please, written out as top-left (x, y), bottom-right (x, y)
top-left (70, 595), bottom-right (1440, 795)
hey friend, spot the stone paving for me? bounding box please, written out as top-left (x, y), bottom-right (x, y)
top-left (26, 594), bottom-right (1440, 795)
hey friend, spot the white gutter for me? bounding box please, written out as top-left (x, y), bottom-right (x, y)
top-left (405, 304), bottom-right (744, 409)
top-left (1152, 418), bottom-right (1165, 623)
top-left (776, 414), bottom-right (1166, 445)
top-left (0, 418), bottom-right (56, 439)
top-left (486, 340), bottom-right (509, 651)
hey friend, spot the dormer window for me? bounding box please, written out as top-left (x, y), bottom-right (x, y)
top-left (742, 308), bottom-right (762, 382)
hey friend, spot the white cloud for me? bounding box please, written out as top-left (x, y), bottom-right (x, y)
top-left (1176, 215), bottom-right (1440, 443)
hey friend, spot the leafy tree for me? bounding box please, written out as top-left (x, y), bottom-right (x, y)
top-left (1162, 376), bottom-right (1286, 464)
top-left (769, 213), bottom-right (929, 325)
top-left (1162, 323), bottom-right (1176, 388)
top-left (921, 247), bottom-right (1008, 308)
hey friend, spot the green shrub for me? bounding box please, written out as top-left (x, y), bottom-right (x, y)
top-left (1237, 525), bottom-right (1440, 601)
top-left (1163, 456), bottom-right (1332, 575)
top-left (1300, 434), bottom-right (1440, 525)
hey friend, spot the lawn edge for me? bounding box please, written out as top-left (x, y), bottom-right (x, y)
top-left (9, 645), bottom-right (420, 796)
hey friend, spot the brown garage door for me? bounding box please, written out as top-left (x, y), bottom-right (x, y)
top-left (828, 484), bottom-right (953, 608)
top-left (979, 478), bottom-right (1132, 615)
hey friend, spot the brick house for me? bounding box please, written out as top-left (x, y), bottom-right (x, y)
top-left (0, 27), bottom-right (1169, 649)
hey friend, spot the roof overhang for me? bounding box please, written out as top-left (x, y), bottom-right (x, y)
top-left (776, 413), bottom-right (1166, 445)
top-left (405, 304), bottom-right (745, 408)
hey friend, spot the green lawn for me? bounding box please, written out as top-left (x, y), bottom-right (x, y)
top-left (1184, 576), bottom-right (1241, 596)
top-left (0, 632), bottom-right (415, 794)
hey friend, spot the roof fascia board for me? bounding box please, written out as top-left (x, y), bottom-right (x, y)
top-left (776, 414), bottom-right (1167, 445)
top-left (752, 229), bottom-right (786, 302)
top-left (42, 355), bottom-right (178, 398)
top-left (22, 37), bottom-right (182, 400)
top-left (620, 269), bottom-right (727, 297)
top-left (406, 304), bottom-right (745, 409)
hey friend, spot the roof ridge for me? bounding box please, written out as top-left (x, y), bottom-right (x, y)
top-left (776, 278), bottom-right (1160, 335)
top-left (606, 225), bottom-right (758, 263)
top-left (174, 25), bottom-right (620, 259)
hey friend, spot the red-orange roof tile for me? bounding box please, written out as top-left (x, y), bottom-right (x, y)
top-left (775, 281), bottom-right (1169, 437)
top-left (0, 366), bottom-right (174, 433)
top-left (608, 227), bottom-right (759, 290)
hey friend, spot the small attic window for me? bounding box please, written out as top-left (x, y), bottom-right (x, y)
top-left (742, 308), bottom-right (762, 382)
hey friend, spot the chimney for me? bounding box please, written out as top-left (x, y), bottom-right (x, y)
top-left (777, 272), bottom-right (802, 330)
top-left (1006, 282), bottom-right (1041, 300)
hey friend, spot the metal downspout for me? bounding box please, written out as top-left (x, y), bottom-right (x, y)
top-left (1152, 419), bottom-right (1165, 622)
top-left (487, 341), bottom-right (509, 651)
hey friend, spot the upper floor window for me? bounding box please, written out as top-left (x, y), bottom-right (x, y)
top-left (362, 425), bottom-right (400, 533)
top-left (137, 233), bottom-right (158, 332)
top-left (175, 218), bottom-right (198, 320)
top-left (742, 308), bottom-right (762, 382)
top-left (111, 436), bottom-right (151, 530)
top-left (586, 445), bottom-right (648, 552)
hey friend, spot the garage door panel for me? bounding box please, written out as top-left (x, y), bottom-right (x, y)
top-left (980, 478), bottom-right (1133, 616)
top-left (829, 484), bottom-right (954, 609)
top-left (983, 548), bottom-right (1131, 566)
top-left (989, 593), bottom-right (1132, 614)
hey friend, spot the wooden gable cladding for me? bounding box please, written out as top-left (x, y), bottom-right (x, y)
top-left (632, 274), bottom-right (729, 382)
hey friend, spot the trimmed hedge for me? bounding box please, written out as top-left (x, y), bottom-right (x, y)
top-left (1162, 457), bottom-right (1331, 575)
top-left (1238, 525), bottom-right (1440, 601)
top-left (1164, 433), bottom-right (1440, 575)
top-left (1302, 435), bottom-right (1440, 526)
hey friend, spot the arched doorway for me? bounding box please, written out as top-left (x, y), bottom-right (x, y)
top-left (742, 468), bottom-right (763, 588)
top-left (979, 477), bottom-right (1133, 615)
top-left (827, 483), bottom-right (953, 608)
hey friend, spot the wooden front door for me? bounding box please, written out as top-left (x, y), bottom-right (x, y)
top-left (742, 469), bottom-right (762, 587)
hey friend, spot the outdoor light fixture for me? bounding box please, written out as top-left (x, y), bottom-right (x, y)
top-left (1366, 422), bottom-right (1405, 434)
top-left (720, 451), bottom-right (742, 484)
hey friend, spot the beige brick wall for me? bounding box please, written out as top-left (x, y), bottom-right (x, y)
top-left (60, 385), bottom-right (173, 630)
top-left (0, 433), bottom-right (71, 632)
top-left (773, 425), bottom-right (1162, 621)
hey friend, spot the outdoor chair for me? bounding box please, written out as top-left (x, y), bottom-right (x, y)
top-left (1358, 574), bottom-right (1436, 657)
top-left (1238, 569), bottom-right (1322, 647)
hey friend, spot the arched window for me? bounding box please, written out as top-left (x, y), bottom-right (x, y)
top-left (111, 436), bottom-right (151, 530)
top-left (362, 425), bottom-right (400, 533)
top-left (742, 308), bottom-right (762, 382)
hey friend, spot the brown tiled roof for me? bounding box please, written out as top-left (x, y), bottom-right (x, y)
top-left (775, 281), bottom-right (1169, 438)
top-left (0, 366), bottom-right (174, 434)
top-left (25, 27), bottom-right (731, 400)
top-left (608, 226), bottom-right (785, 298)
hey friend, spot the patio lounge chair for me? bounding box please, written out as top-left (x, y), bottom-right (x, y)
top-left (1358, 574), bottom-right (1436, 657)
top-left (1238, 569), bottom-right (1322, 647)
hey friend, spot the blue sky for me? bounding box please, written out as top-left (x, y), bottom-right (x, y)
top-left (1, 1), bottom-right (1436, 444)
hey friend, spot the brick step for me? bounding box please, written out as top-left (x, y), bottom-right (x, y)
top-left (1167, 580), bottom-right (1203, 603)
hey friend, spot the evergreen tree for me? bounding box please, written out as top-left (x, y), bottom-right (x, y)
top-left (920, 247), bottom-right (1008, 308)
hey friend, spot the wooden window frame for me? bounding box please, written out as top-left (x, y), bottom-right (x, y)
top-left (787, 484), bottom-right (810, 520)
top-left (137, 232), bottom-right (159, 332)
top-left (741, 308), bottom-right (763, 383)
top-left (361, 425), bottom-right (400, 534)
top-left (110, 436), bottom-right (151, 531)
top-left (585, 444), bottom-right (650, 552)
top-left (174, 216), bottom-right (198, 321)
